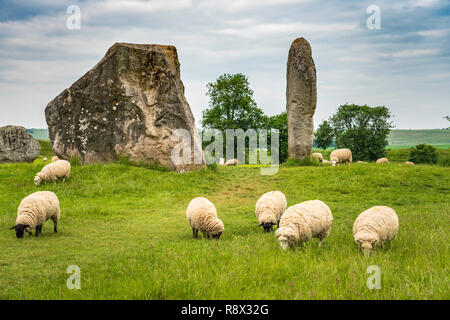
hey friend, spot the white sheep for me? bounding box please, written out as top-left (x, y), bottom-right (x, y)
top-left (43, 157), bottom-right (48, 162)
top-left (353, 206), bottom-right (399, 256)
top-left (376, 157), bottom-right (389, 164)
top-left (51, 156), bottom-right (59, 162)
top-left (225, 159), bottom-right (238, 166)
top-left (322, 159), bottom-right (331, 164)
top-left (10, 191), bottom-right (60, 238)
top-left (330, 148), bottom-right (352, 166)
top-left (275, 200), bottom-right (333, 250)
top-left (255, 191), bottom-right (287, 232)
top-left (34, 160), bottom-right (71, 186)
top-left (404, 161), bottom-right (415, 166)
top-left (186, 197), bottom-right (224, 239)
top-left (312, 153), bottom-right (323, 163)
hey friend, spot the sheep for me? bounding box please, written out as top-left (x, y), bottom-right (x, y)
top-left (353, 206), bottom-right (399, 257)
top-left (376, 157), bottom-right (389, 164)
top-left (404, 161), bottom-right (415, 166)
top-left (186, 197), bottom-right (224, 239)
top-left (312, 153), bottom-right (323, 163)
top-left (225, 159), bottom-right (238, 166)
top-left (10, 191), bottom-right (60, 238)
top-left (275, 200), bottom-right (333, 250)
top-left (357, 160), bottom-right (367, 164)
top-left (322, 159), bottom-right (331, 164)
top-left (255, 191), bottom-right (287, 232)
top-left (51, 156), bottom-right (59, 162)
top-left (330, 148), bottom-right (352, 166)
top-left (34, 160), bottom-right (71, 186)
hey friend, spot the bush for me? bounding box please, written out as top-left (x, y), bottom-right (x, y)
top-left (409, 144), bottom-right (438, 164)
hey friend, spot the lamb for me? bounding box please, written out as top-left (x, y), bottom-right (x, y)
top-left (225, 159), bottom-right (238, 166)
top-left (255, 191), bottom-right (287, 232)
top-left (51, 156), bottom-right (59, 162)
top-left (376, 157), bottom-right (389, 164)
top-left (353, 206), bottom-right (399, 257)
top-left (404, 161), bottom-right (415, 166)
top-left (312, 153), bottom-right (323, 163)
top-left (34, 160), bottom-right (71, 186)
top-left (330, 148), bottom-right (352, 166)
top-left (10, 191), bottom-right (60, 238)
top-left (275, 200), bottom-right (333, 250)
top-left (186, 197), bottom-right (224, 239)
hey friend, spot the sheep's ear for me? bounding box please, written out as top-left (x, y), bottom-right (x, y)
top-left (258, 223), bottom-right (264, 227)
top-left (10, 225), bottom-right (16, 230)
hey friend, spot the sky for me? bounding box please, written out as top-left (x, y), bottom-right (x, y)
top-left (0, 0), bottom-right (449, 130)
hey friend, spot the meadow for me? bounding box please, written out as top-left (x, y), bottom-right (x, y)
top-left (0, 142), bottom-right (448, 299)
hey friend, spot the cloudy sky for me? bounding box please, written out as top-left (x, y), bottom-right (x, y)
top-left (0, 0), bottom-right (449, 129)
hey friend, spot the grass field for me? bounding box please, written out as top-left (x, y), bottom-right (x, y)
top-left (388, 129), bottom-right (450, 146)
top-left (0, 142), bottom-right (448, 299)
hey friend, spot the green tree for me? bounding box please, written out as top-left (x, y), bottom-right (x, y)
top-left (265, 112), bottom-right (288, 163)
top-left (410, 144), bottom-right (438, 164)
top-left (202, 73), bottom-right (266, 131)
top-left (315, 120), bottom-right (334, 150)
top-left (327, 104), bottom-right (394, 161)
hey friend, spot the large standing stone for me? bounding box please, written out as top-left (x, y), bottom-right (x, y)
top-left (45, 42), bottom-right (205, 171)
top-left (286, 37), bottom-right (317, 159)
top-left (0, 126), bottom-right (41, 163)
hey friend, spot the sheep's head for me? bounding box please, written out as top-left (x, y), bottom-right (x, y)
top-left (34, 175), bottom-right (42, 186)
top-left (10, 224), bottom-right (29, 238)
top-left (212, 232), bottom-right (222, 239)
top-left (354, 232), bottom-right (379, 257)
top-left (258, 222), bottom-right (276, 233)
top-left (275, 227), bottom-right (296, 250)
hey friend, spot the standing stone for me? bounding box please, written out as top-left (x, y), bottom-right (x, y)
top-left (0, 126), bottom-right (41, 163)
top-left (45, 43), bottom-right (205, 171)
top-left (286, 37), bottom-right (317, 159)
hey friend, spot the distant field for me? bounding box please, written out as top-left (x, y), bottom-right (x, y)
top-left (388, 129), bottom-right (450, 146)
top-left (27, 128), bottom-right (49, 141)
top-left (0, 141), bottom-right (448, 299)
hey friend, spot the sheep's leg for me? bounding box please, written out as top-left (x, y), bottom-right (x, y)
top-left (35, 225), bottom-right (42, 237)
top-left (53, 220), bottom-right (58, 233)
top-left (277, 220), bottom-right (280, 228)
top-left (207, 234), bottom-right (210, 239)
top-left (192, 228), bottom-right (197, 238)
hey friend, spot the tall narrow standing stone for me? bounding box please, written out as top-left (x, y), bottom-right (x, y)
top-left (286, 37), bottom-right (317, 159)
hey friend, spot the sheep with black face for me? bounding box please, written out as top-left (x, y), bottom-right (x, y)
top-left (255, 191), bottom-right (287, 232)
top-left (10, 191), bottom-right (60, 238)
top-left (186, 197), bottom-right (224, 239)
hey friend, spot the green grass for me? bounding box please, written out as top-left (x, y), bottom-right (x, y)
top-left (388, 129), bottom-right (450, 146)
top-left (0, 143), bottom-right (449, 300)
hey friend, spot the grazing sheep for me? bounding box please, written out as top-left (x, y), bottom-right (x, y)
top-left (51, 156), bottom-right (59, 162)
top-left (275, 200), bottom-right (333, 250)
top-left (43, 157), bottom-right (48, 162)
top-left (34, 160), bottom-right (71, 186)
top-left (353, 206), bottom-right (399, 257)
top-left (322, 159), bottom-right (331, 164)
top-left (255, 191), bottom-right (287, 232)
top-left (225, 159), bottom-right (238, 166)
top-left (186, 197), bottom-right (224, 239)
top-left (376, 157), bottom-right (389, 164)
top-left (404, 161), bottom-right (415, 166)
top-left (330, 148), bottom-right (352, 166)
top-left (10, 191), bottom-right (60, 238)
top-left (312, 153), bottom-right (323, 163)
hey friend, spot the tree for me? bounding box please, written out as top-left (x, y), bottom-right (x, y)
top-left (202, 73), bottom-right (266, 131)
top-left (315, 120), bottom-right (334, 150)
top-left (410, 144), bottom-right (438, 164)
top-left (265, 112), bottom-right (288, 163)
top-left (324, 104), bottom-right (394, 161)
